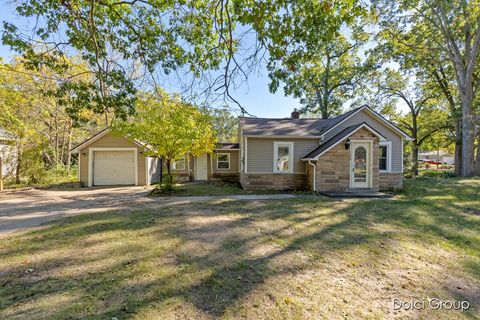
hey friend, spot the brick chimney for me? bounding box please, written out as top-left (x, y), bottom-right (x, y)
top-left (291, 109), bottom-right (300, 119)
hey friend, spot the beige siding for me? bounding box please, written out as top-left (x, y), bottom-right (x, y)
top-left (324, 109), bottom-right (404, 173)
top-left (213, 150), bottom-right (239, 173)
top-left (246, 138), bottom-right (320, 173)
top-left (78, 131), bottom-right (147, 186)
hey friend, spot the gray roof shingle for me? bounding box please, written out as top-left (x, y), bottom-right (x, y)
top-left (215, 143), bottom-right (240, 149)
top-left (241, 118), bottom-right (332, 136)
top-left (241, 106), bottom-right (364, 137)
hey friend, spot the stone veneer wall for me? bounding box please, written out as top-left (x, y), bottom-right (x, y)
top-left (243, 173), bottom-right (307, 190)
top-left (315, 128), bottom-right (380, 192)
top-left (379, 172), bottom-right (403, 190)
top-left (211, 172), bottom-right (240, 183)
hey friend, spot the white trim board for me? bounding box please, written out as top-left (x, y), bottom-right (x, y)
top-left (379, 141), bottom-right (392, 173)
top-left (88, 147), bottom-right (138, 187)
top-left (216, 152), bottom-right (231, 170)
top-left (302, 123), bottom-right (386, 161)
top-left (273, 141), bottom-right (294, 174)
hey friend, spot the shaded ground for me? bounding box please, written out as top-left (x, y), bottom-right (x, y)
top-left (0, 178), bottom-right (479, 319)
top-left (0, 186), bottom-right (293, 235)
top-left (163, 181), bottom-right (288, 197)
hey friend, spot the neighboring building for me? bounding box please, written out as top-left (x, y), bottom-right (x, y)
top-left (0, 128), bottom-right (16, 178)
top-left (418, 151), bottom-right (454, 165)
top-left (72, 105), bottom-right (412, 191)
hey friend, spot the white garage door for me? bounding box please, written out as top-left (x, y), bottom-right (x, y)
top-left (93, 151), bottom-right (136, 186)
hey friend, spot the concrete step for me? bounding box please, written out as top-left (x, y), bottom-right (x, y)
top-left (319, 190), bottom-right (393, 198)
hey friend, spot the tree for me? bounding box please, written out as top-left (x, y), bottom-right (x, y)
top-left (376, 0), bottom-right (480, 176)
top-left (208, 108), bottom-right (238, 142)
top-left (0, 60), bottom-right (46, 183)
top-left (381, 70), bottom-right (450, 175)
top-left (2, 0), bottom-right (368, 117)
top-left (374, 7), bottom-right (464, 175)
top-left (0, 58), bottom-right (106, 183)
top-left (267, 28), bottom-right (374, 119)
top-left (115, 91), bottom-right (216, 184)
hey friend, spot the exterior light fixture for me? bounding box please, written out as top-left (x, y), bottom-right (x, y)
top-left (345, 138), bottom-right (351, 150)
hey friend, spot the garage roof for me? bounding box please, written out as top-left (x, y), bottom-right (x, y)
top-left (70, 128), bottom-right (147, 153)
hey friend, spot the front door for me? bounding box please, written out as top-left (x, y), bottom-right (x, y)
top-left (350, 142), bottom-right (370, 188)
top-left (195, 153), bottom-right (208, 180)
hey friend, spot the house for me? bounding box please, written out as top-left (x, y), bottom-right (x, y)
top-left (418, 151), bottom-right (454, 165)
top-left (0, 128), bottom-right (16, 178)
top-left (72, 105), bottom-right (412, 191)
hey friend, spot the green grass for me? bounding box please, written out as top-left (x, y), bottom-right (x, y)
top-left (1, 177), bottom-right (479, 319)
top-left (4, 167), bottom-right (79, 190)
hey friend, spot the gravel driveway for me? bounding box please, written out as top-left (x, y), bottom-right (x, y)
top-left (0, 187), bottom-right (295, 235)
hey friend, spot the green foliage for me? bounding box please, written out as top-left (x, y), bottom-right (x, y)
top-left (2, 0), bottom-right (369, 118)
top-left (207, 108), bottom-right (238, 142)
top-left (2, 0), bottom-right (234, 118)
top-left (115, 89), bottom-right (216, 184)
top-left (116, 90), bottom-right (216, 159)
top-left (0, 59), bottom-right (109, 186)
top-left (267, 27), bottom-right (376, 118)
top-left (418, 170), bottom-right (455, 179)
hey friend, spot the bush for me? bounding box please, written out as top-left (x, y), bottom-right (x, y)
top-left (149, 181), bottom-right (174, 196)
top-left (149, 173), bottom-right (176, 196)
top-left (441, 171), bottom-right (456, 179)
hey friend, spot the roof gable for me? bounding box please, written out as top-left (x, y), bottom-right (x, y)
top-left (302, 122), bottom-right (386, 160)
top-left (320, 106), bottom-right (413, 140)
top-left (70, 128), bottom-right (147, 153)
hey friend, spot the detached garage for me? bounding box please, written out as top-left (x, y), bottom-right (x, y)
top-left (72, 128), bottom-right (158, 187)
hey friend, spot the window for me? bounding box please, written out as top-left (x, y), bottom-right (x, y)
top-left (172, 157), bottom-right (186, 171)
top-left (217, 153), bottom-right (230, 170)
top-left (379, 142), bottom-right (391, 172)
top-left (274, 142), bottom-right (294, 173)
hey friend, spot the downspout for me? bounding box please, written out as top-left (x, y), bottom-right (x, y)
top-left (308, 160), bottom-right (316, 192)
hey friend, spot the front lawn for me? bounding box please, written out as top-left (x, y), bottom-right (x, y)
top-left (1, 178), bottom-right (479, 319)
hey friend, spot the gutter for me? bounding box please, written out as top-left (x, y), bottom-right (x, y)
top-left (307, 160), bottom-right (316, 192)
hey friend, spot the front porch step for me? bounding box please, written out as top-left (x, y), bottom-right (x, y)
top-left (319, 189), bottom-right (393, 199)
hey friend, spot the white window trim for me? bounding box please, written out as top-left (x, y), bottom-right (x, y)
top-left (216, 153), bottom-right (230, 170)
top-left (88, 147), bottom-right (138, 187)
top-left (379, 141), bottom-right (392, 173)
top-left (173, 157), bottom-right (186, 171)
top-left (273, 141), bottom-right (294, 174)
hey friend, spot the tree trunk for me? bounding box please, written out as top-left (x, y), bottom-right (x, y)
top-left (15, 146), bottom-right (21, 184)
top-left (454, 118), bottom-right (462, 176)
top-left (321, 54), bottom-right (330, 119)
top-left (66, 125), bottom-right (73, 172)
top-left (159, 157), bottom-right (163, 184)
top-left (412, 141), bottom-right (419, 176)
top-left (411, 112), bottom-right (419, 176)
top-left (475, 132), bottom-right (480, 176)
top-left (166, 159), bottom-right (173, 183)
top-left (460, 97), bottom-right (475, 177)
